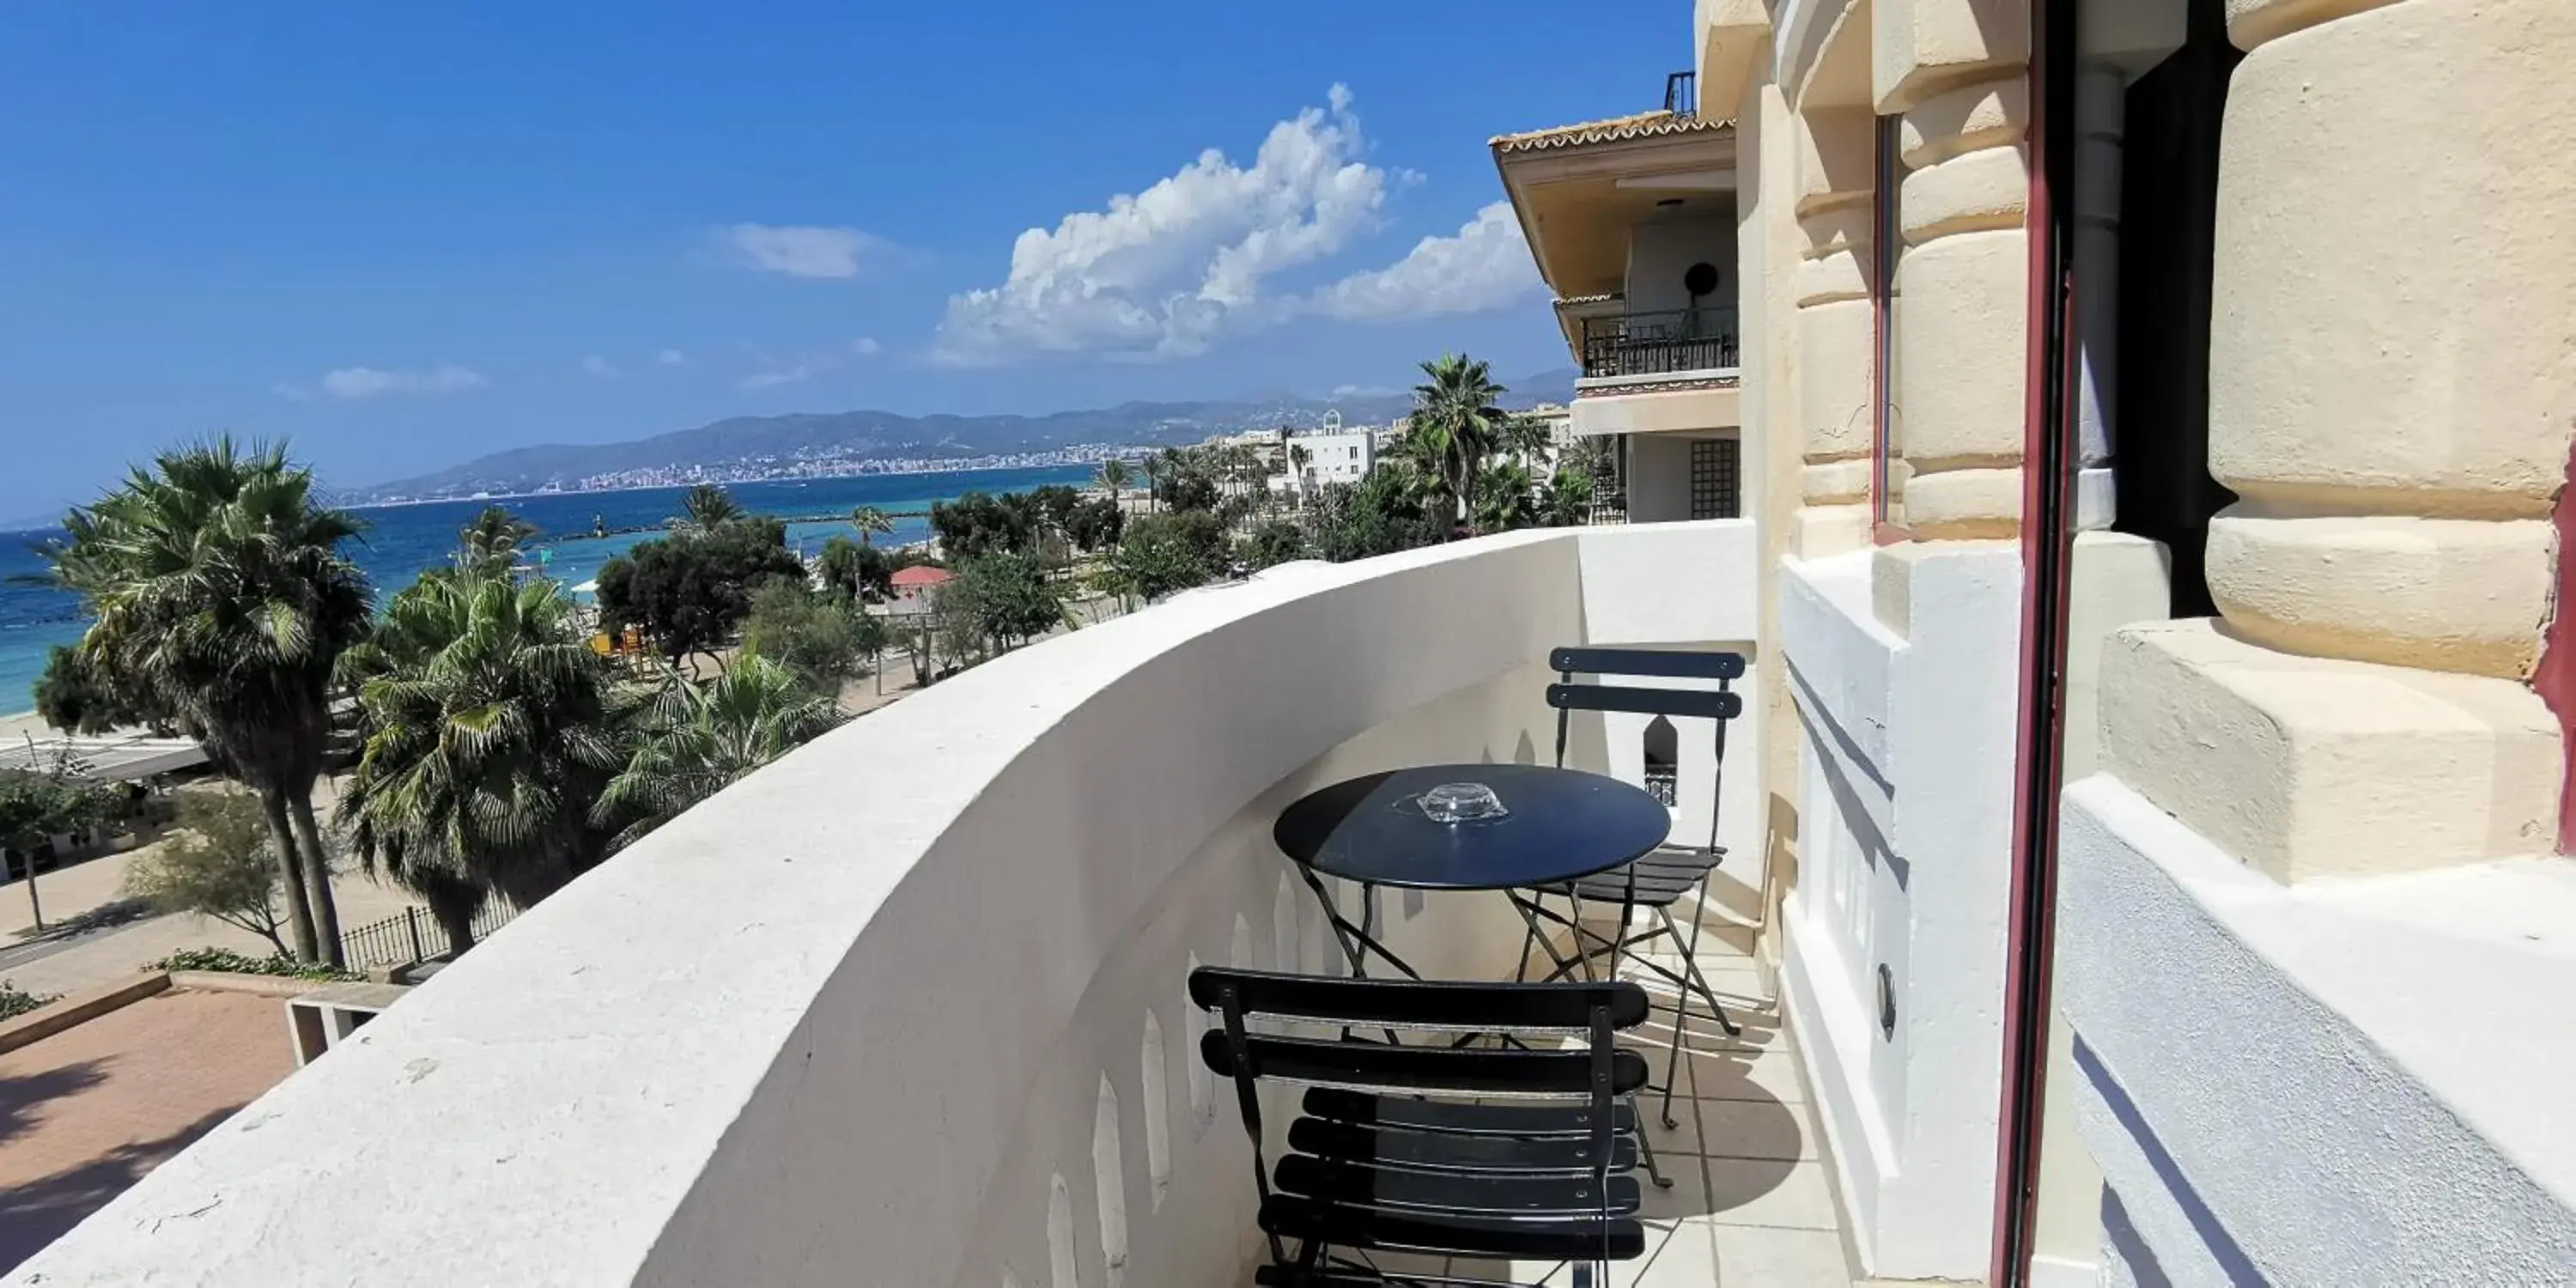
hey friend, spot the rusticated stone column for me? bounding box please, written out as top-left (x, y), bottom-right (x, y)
top-left (2100, 0), bottom-right (2576, 880)
top-left (1889, 53), bottom-right (2030, 539)
top-left (1791, 105), bottom-right (1878, 556)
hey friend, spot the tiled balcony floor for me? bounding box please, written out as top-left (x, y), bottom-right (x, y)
top-left (1312, 927), bottom-right (1879, 1287)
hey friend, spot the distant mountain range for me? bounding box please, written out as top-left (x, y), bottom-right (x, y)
top-left (346, 369), bottom-right (1579, 503)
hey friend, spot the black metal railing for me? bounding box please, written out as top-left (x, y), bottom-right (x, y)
top-left (337, 901), bottom-right (520, 970)
top-left (1665, 71), bottom-right (1697, 118)
top-left (1580, 310), bottom-right (1741, 380)
top-left (1589, 489), bottom-right (1631, 527)
top-left (1644, 769), bottom-right (1680, 807)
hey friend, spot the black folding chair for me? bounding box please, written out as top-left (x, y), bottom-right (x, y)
top-left (1512, 647), bottom-right (1746, 1130)
top-left (1190, 967), bottom-right (1653, 1288)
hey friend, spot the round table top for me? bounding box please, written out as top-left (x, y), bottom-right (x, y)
top-left (1273, 763), bottom-right (1671, 891)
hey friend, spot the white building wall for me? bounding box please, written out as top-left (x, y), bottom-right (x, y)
top-left (1291, 430), bottom-right (1376, 490)
top-left (1626, 211), bottom-right (1741, 334)
top-left (1776, 542), bottom-right (2022, 1280)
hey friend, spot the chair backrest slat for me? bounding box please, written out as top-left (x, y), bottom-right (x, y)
top-left (1550, 647), bottom-right (1746, 681)
top-left (1545, 683), bottom-right (1742, 720)
top-left (1187, 968), bottom-right (1647, 1032)
top-left (1197, 1030), bottom-right (1651, 1099)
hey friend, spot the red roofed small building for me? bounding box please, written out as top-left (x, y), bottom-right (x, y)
top-left (889, 564), bottom-right (952, 605)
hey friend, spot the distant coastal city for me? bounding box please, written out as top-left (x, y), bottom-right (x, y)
top-left (359, 441), bottom-right (1149, 506)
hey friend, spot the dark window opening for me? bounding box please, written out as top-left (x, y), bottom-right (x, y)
top-left (1643, 716), bottom-right (1680, 807)
top-left (2111, 0), bottom-right (2241, 618)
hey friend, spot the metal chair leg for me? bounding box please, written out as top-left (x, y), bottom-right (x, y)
top-left (1630, 1095), bottom-right (1676, 1189)
top-left (1657, 902), bottom-right (1742, 1037)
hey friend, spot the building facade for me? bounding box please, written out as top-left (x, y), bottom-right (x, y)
top-left (1618, 0), bottom-right (2573, 1282)
top-left (1286, 428), bottom-right (1377, 494)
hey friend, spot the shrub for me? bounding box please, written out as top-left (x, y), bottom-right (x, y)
top-left (741, 580), bottom-right (867, 695)
top-left (120, 793), bottom-right (289, 955)
top-left (0, 981), bottom-right (55, 1021)
top-left (149, 947), bottom-right (363, 982)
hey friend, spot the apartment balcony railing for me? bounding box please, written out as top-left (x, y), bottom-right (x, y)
top-left (1665, 70), bottom-right (1697, 118)
top-left (14, 521), bottom-right (1763, 1287)
top-left (1581, 309), bottom-right (1741, 380)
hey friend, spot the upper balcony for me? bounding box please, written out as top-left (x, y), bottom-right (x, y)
top-left (1492, 77), bottom-right (1741, 440)
top-left (1581, 307), bottom-right (1741, 383)
top-left (2, 522), bottom-right (1855, 1287)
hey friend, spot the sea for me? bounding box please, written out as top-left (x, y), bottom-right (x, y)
top-left (0, 464), bottom-right (1097, 714)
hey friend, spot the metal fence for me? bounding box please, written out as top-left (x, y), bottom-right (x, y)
top-left (1581, 310), bottom-right (1741, 380)
top-left (337, 900), bottom-right (520, 971)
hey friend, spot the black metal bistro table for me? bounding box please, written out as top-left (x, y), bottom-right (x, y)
top-left (1272, 763), bottom-right (1672, 981)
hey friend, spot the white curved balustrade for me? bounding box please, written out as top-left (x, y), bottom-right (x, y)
top-left (6, 520), bottom-right (1758, 1288)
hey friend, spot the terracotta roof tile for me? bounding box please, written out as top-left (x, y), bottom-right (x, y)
top-left (1490, 110), bottom-right (1735, 155)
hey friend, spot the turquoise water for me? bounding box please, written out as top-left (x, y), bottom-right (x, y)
top-left (0, 465), bottom-right (1097, 713)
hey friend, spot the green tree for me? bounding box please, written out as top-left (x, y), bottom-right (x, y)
top-left (337, 573), bottom-right (628, 952)
top-left (1096, 458), bottom-right (1133, 508)
top-left (938, 554), bottom-right (1074, 660)
top-left (595, 519), bottom-right (805, 670)
top-left (741, 580), bottom-right (866, 696)
top-left (816, 534), bottom-right (866, 599)
top-left (1286, 443), bottom-right (1313, 507)
top-left (1545, 465), bottom-right (1597, 528)
top-left (1244, 519), bottom-right (1310, 569)
top-left (0, 770), bottom-right (118, 930)
top-left (848, 506), bottom-right (895, 546)
top-left (121, 792), bottom-right (290, 956)
top-left (1406, 354), bottom-right (1511, 533)
top-left (1064, 496), bottom-right (1126, 553)
top-left (1151, 449), bottom-right (1223, 513)
top-left (1101, 512), bottom-right (1226, 605)
top-left (456, 505), bottom-right (538, 576)
top-left (1473, 459), bottom-right (1541, 533)
top-left (672, 483), bottom-right (746, 532)
top-left (596, 655), bottom-right (843, 848)
top-left (33, 644), bottom-right (162, 736)
top-left (928, 490), bottom-right (1037, 562)
top-left (38, 438), bottom-right (369, 963)
top-left (1309, 465), bottom-right (1446, 563)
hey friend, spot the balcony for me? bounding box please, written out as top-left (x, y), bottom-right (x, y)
top-left (1581, 309), bottom-right (1741, 382)
top-left (4, 522), bottom-right (1875, 1287)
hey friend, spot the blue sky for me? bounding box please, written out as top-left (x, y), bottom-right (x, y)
top-left (0, 2), bottom-right (1689, 519)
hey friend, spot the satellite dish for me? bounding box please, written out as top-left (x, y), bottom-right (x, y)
top-left (1683, 262), bottom-right (1720, 298)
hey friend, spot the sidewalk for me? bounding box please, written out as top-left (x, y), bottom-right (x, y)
top-left (3, 838), bottom-right (426, 999)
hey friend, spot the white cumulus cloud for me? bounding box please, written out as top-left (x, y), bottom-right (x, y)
top-left (721, 223), bottom-right (878, 279)
top-left (933, 84), bottom-right (1394, 365)
top-left (1303, 201), bottom-right (1543, 321)
top-left (579, 354), bottom-right (621, 379)
top-left (305, 365), bottom-right (487, 400)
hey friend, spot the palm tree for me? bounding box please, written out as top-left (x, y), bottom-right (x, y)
top-left (1287, 443), bottom-right (1313, 509)
top-left (671, 483), bottom-right (745, 532)
top-left (1408, 355), bottom-right (1511, 535)
top-left (817, 533), bottom-right (866, 599)
top-left (1473, 459), bottom-right (1541, 533)
top-left (337, 573), bottom-right (628, 953)
top-left (849, 506), bottom-right (895, 547)
top-left (1096, 459), bottom-right (1132, 511)
top-left (594, 654), bottom-right (843, 849)
top-left (1498, 413), bottom-right (1554, 461)
top-left (39, 438), bottom-right (369, 963)
top-left (456, 505), bottom-right (538, 576)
